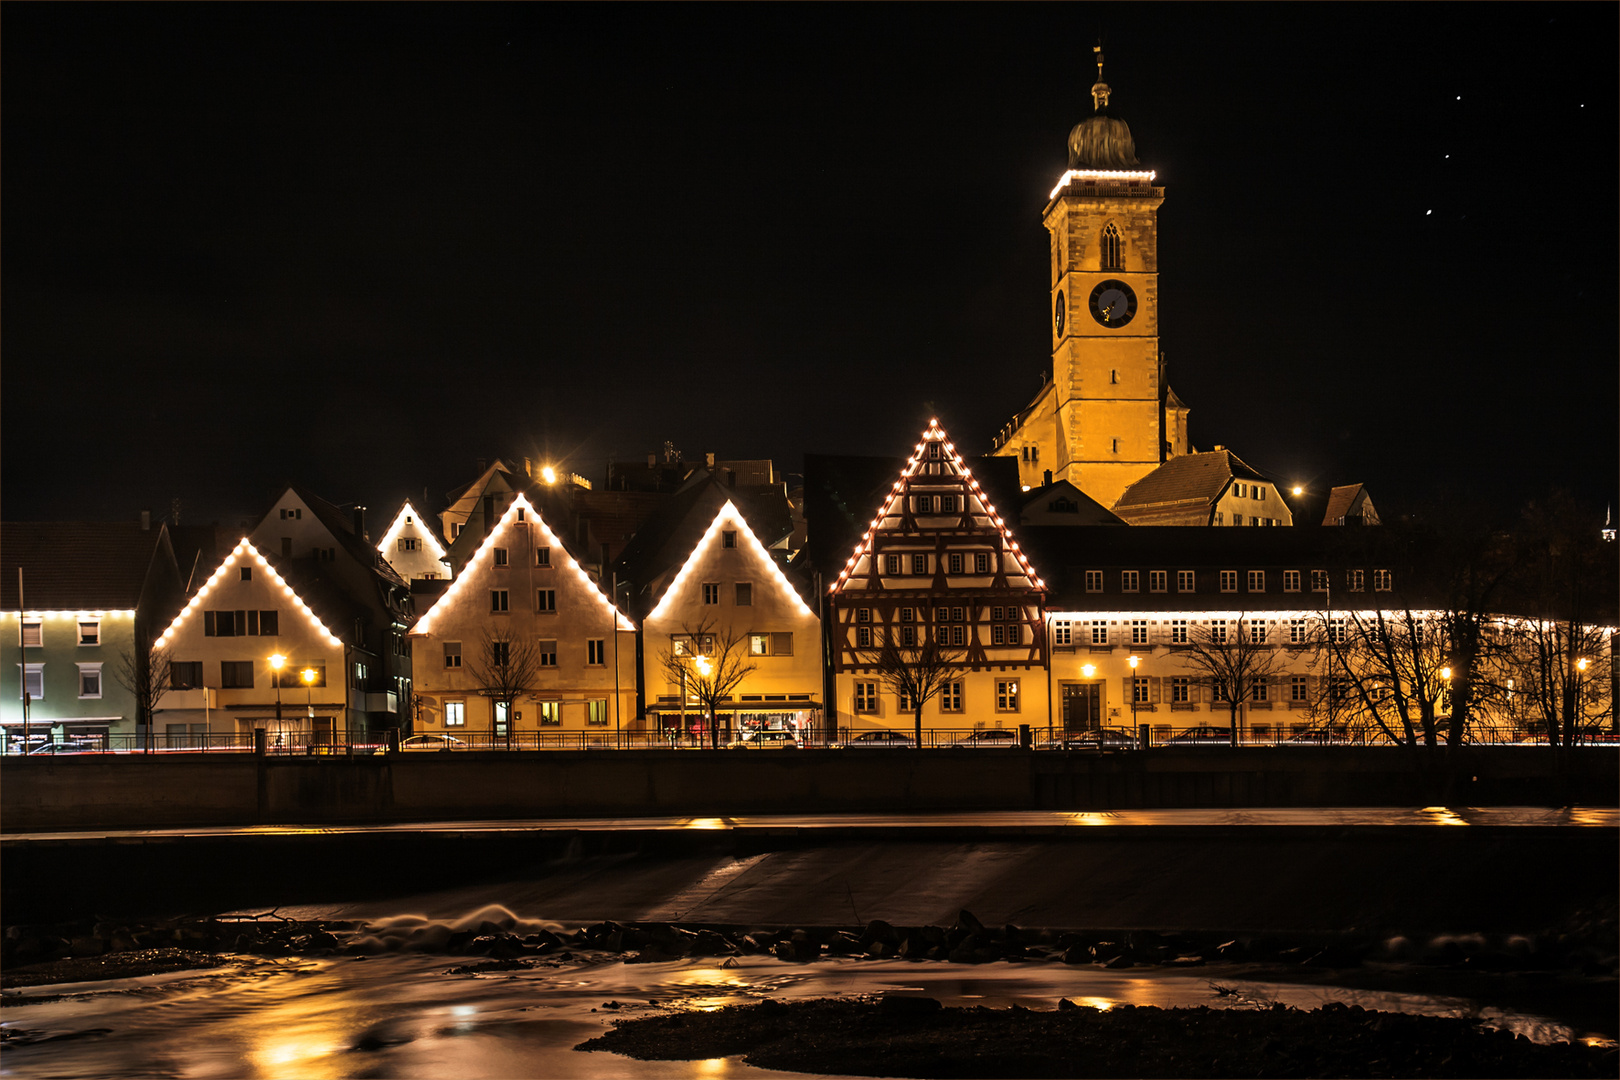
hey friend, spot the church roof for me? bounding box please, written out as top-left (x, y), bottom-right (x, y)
top-left (1067, 114), bottom-right (1141, 170)
top-left (1112, 449), bottom-right (1272, 511)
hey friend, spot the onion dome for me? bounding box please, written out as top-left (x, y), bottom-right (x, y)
top-left (1066, 45), bottom-right (1142, 169)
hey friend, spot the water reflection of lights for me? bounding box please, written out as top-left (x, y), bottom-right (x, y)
top-left (251, 1033), bottom-right (342, 1074)
top-left (683, 817), bottom-right (730, 830)
top-left (1066, 996), bottom-right (1116, 1010)
top-left (1418, 806), bottom-right (1468, 826)
top-left (1066, 812), bottom-right (1119, 826)
top-left (699, 1059), bottom-right (728, 1074)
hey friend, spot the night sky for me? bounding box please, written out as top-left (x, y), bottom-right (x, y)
top-left (6, 5), bottom-right (1616, 529)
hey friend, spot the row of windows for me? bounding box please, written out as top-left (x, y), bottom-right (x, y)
top-left (489, 546), bottom-right (552, 568)
top-left (1082, 569), bottom-right (1394, 594)
top-left (440, 699), bottom-right (610, 727)
top-left (1053, 617), bottom-right (1347, 647)
top-left (853, 678), bottom-right (1021, 713)
top-left (203, 610), bottom-right (281, 637)
top-left (165, 660), bottom-right (330, 690)
top-left (853, 622), bottom-right (1025, 649)
top-left (1216, 514), bottom-right (1284, 527)
top-left (854, 605), bottom-right (1034, 624)
top-left (443, 639), bottom-right (609, 669)
top-left (15, 663), bottom-right (103, 700)
top-left (18, 620), bottom-right (102, 647)
top-left (700, 582), bottom-right (753, 606)
top-left (910, 494), bottom-right (962, 514)
top-left (883, 552), bottom-right (996, 576)
top-left (671, 632), bottom-right (796, 657)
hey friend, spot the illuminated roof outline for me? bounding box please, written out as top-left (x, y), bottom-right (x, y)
top-left (413, 492), bottom-right (634, 635)
top-left (376, 500), bottom-right (448, 562)
top-left (645, 499), bottom-right (814, 623)
top-left (156, 538), bottom-right (345, 649)
top-left (831, 418), bottom-right (1047, 594)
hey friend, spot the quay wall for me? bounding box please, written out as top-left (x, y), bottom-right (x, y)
top-left (2, 748), bottom-right (1614, 832)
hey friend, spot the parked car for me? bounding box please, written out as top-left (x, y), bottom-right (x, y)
top-left (1165, 725), bottom-right (1232, 746)
top-left (1039, 728), bottom-right (1139, 751)
top-left (728, 730), bottom-right (799, 749)
top-left (951, 729), bottom-right (1018, 748)
top-left (398, 734), bottom-right (466, 752)
top-left (842, 730), bottom-right (916, 748)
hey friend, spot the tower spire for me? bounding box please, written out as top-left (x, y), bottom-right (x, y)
top-left (1091, 42), bottom-right (1111, 111)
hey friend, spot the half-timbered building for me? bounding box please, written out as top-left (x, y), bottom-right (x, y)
top-left (828, 420), bottom-right (1049, 740)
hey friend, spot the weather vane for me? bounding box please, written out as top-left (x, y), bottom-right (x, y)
top-left (1091, 40), bottom-right (1111, 110)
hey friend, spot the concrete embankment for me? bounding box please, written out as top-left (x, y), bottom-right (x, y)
top-left (3, 747), bottom-right (1615, 832)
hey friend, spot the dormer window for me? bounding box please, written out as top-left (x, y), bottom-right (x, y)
top-left (1100, 223), bottom-right (1122, 270)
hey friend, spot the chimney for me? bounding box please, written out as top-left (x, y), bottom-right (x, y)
top-left (1213, 445), bottom-right (1225, 452)
top-left (1043, 469), bottom-right (1053, 487)
top-left (140, 509), bottom-right (151, 531)
top-left (352, 505), bottom-right (368, 541)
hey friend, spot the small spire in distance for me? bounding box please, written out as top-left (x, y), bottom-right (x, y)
top-left (1091, 42), bottom-right (1111, 111)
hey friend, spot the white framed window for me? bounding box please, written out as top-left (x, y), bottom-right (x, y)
top-left (1219, 571), bottom-right (1237, 593)
top-left (538, 701), bottom-right (561, 725)
top-left (722, 530), bottom-right (737, 549)
top-left (911, 554), bottom-right (927, 575)
top-left (490, 590), bottom-right (509, 612)
top-left (1256, 487), bottom-right (1267, 502)
top-left (399, 537), bottom-right (418, 552)
top-left (1007, 623), bottom-right (1022, 645)
top-left (900, 625), bottom-right (917, 647)
top-left (1374, 569), bottom-right (1393, 592)
top-left (854, 682), bottom-right (878, 713)
top-left (1177, 570), bottom-right (1196, 592)
top-left (536, 546), bottom-right (551, 567)
top-left (1347, 570), bottom-right (1365, 592)
top-left (1091, 621), bottom-right (1108, 645)
top-left (1248, 570), bottom-right (1265, 592)
top-left (21, 621), bottom-right (42, 647)
top-left (940, 681), bottom-right (963, 712)
top-left (78, 663), bottom-right (103, 699)
top-left (587, 700), bottom-right (609, 726)
top-left (444, 641), bottom-right (462, 668)
top-left (1234, 482), bottom-right (1247, 498)
top-left (493, 547), bottom-right (509, 567)
top-left (1132, 677), bottom-right (1150, 703)
top-left (1149, 571), bottom-right (1167, 593)
top-left (1250, 680), bottom-right (1269, 702)
top-left (856, 626), bottom-right (872, 648)
top-left (950, 625), bottom-right (965, 646)
top-left (1170, 619), bottom-right (1188, 645)
top-left (1290, 677), bottom-right (1309, 702)
top-left (1248, 620), bottom-right (1269, 644)
top-left (915, 495), bottom-right (933, 515)
top-left (996, 679), bottom-right (1020, 712)
top-left (897, 687), bottom-right (915, 712)
top-left (1170, 677), bottom-right (1191, 704)
top-left (586, 639), bottom-right (606, 666)
top-left (537, 589), bottom-right (556, 612)
top-left (974, 552), bottom-right (990, 574)
top-left (1085, 571), bottom-right (1103, 593)
top-left (1284, 570), bottom-right (1301, 592)
top-left (1311, 570), bottom-right (1329, 592)
top-left (856, 607), bottom-right (872, 623)
top-left (1131, 620), bottom-right (1148, 645)
top-left (1052, 620), bottom-right (1071, 646)
top-left (948, 552), bottom-right (964, 575)
top-left (538, 640), bottom-right (557, 667)
top-left (885, 555), bottom-right (900, 575)
top-left (1289, 618), bottom-right (1308, 645)
top-left (1210, 620), bottom-right (1228, 645)
top-left (445, 701), bottom-right (466, 726)
top-left (78, 620), bottom-right (101, 646)
top-left (20, 664), bottom-right (43, 700)
top-left (1330, 618), bottom-right (1346, 644)
top-left (702, 583), bottom-right (719, 605)
top-left (1122, 570), bottom-right (1139, 592)
top-left (991, 625), bottom-right (1006, 646)
top-left (940, 495), bottom-right (957, 514)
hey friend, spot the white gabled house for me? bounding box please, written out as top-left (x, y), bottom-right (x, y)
top-left (410, 493), bottom-right (636, 741)
top-left (639, 499), bottom-right (823, 741)
top-left (154, 539), bottom-right (352, 745)
top-left (377, 500), bottom-right (450, 581)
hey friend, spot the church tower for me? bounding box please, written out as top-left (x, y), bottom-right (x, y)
top-left (994, 48), bottom-right (1167, 509)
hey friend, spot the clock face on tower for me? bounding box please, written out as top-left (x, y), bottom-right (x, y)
top-left (1053, 292), bottom-right (1066, 336)
top-left (1089, 279), bottom-right (1137, 327)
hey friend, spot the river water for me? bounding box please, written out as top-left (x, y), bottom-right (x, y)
top-left (2, 944), bottom-right (1608, 1079)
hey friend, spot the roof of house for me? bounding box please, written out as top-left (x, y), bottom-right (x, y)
top-left (1017, 480), bottom-right (1128, 526)
top-left (1323, 484), bottom-right (1375, 525)
top-left (1112, 449), bottom-right (1271, 510)
top-left (1, 522), bottom-right (174, 611)
top-left (285, 483), bottom-right (407, 589)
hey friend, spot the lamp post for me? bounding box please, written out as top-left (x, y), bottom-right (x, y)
top-left (1128, 655), bottom-right (1140, 736)
top-left (1081, 664), bottom-right (1096, 732)
top-left (269, 653), bottom-right (286, 747)
top-left (693, 654), bottom-right (715, 748)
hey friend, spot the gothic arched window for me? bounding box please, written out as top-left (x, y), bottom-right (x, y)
top-left (1100, 223), bottom-right (1123, 270)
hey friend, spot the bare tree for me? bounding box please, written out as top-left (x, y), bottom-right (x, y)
top-left (115, 646), bottom-right (173, 752)
top-left (1500, 494), bottom-right (1617, 748)
top-left (1329, 606), bottom-right (1457, 748)
top-left (464, 629), bottom-right (542, 748)
top-left (658, 618), bottom-right (757, 749)
top-left (1180, 614), bottom-right (1287, 745)
top-left (862, 631), bottom-right (963, 749)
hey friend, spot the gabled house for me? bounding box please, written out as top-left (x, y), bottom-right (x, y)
top-left (1110, 448), bottom-right (1294, 527)
top-left (153, 538), bottom-right (350, 746)
top-left (247, 485), bottom-right (416, 738)
top-left (634, 497), bottom-right (822, 741)
top-left (377, 500), bottom-right (450, 581)
top-left (1323, 484), bottom-right (1380, 527)
top-left (410, 493), bottom-right (636, 742)
top-left (1, 521), bottom-right (184, 750)
top-left (827, 420), bottom-right (1050, 738)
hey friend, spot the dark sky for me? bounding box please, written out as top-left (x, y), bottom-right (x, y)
top-left (6, 5), bottom-right (1616, 528)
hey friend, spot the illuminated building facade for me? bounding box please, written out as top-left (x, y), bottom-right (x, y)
top-left (827, 421), bottom-right (1050, 737)
top-left (377, 500), bottom-right (450, 581)
top-left (0, 521), bottom-right (184, 750)
top-left (410, 494), bottom-right (636, 739)
top-left (1111, 449), bottom-right (1294, 527)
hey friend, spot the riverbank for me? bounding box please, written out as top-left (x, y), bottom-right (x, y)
top-left (577, 996), bottom-right (1617, 1078)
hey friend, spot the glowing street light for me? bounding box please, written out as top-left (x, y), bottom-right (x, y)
top-left (269, 653), bottom-right (287, 735)
top-left (1128, 655), bottom-right (1141, 734)
top-left (1439, 667), bottom-right (1452, 681)
top-left (540, 465), bottom-right (558, 484)
top-left (301, 667), bottom-right (318, 721)
top-left (1576, 658), bottom-right (1590, 673)
top-left (1291, 485), bottom-right (1304, 497)
top-left (1081, 664), bottom-right (1096, 678)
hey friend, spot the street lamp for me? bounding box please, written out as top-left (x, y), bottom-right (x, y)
top-left (692, 654), bottom-right (715, 748)
top-left (1128, 655), bottom-right (1140, 735)
top-left (302, 667), bottom-right (317, 719)
top-left (269, 653), bottom-right (287, 745)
